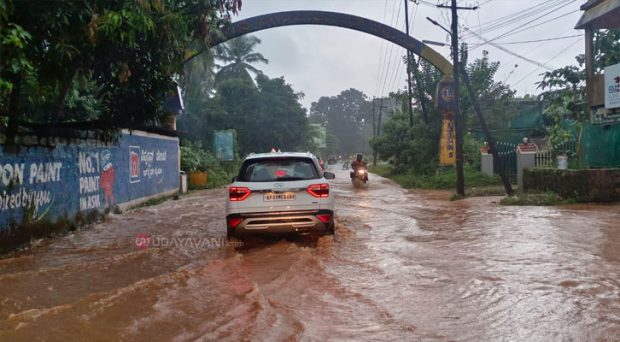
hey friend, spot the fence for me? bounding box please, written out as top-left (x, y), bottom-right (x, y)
top-left (494, 141), bottom-right (517, 184)
top-left (534, 140), bottom-right (577, 168)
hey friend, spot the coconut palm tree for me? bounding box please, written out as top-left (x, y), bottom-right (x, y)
top-left (214, 35), bottom-right (268, 85)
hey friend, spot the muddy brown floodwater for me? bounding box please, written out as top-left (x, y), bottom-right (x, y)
top-left (0, 166), bottom-right (619, 341)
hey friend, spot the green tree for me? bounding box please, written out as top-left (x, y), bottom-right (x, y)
top-left (179, 73), bottom-right (310, 156)
top-left (253, 74), bottom-right (308, 152)
top-left (592, 29), bottom-right (620, 72)
top-left (214, 35), bottom-right (268, 85)
top-left (181, 44), bottom-right (217, 104)
top-left (535, 29), bottom-right (620, 145)
top-left (460, 50), bottom-right (517, 133)
top-left (309, 88), bottom-right (373, 154)
top-left (373, 51), bottom-right (516, 174)
top-left (0, 0), bottom-right (242, 141)
top-left (213, 77), bottom-right (260, 152)
top-left (370, 104), bottom-right (441, 174)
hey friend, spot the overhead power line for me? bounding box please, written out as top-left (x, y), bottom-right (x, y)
top-left (494, 25), bottom-right (577, 80)
top-left (375, 0), bottom-right (391, 97)
top-left (380, 0), bottom-right (403, 98)
top-left (463, 0), bottom-right (566, 41)
top-left (463, 26), bottom-right (555, 71)
top-left (511, 38), bottom-right (582, 87)
top-left (413, 0), bottom-right (439, 7)
top-left (388, 0), bottom-right (420, 95)
top-left (463, 0), bottom-right (564, 37)
top-left (478, 0), bottom-right (494, 6)
top-left (377, 0), bottom-right (399, 97)
top-left (470, 0), bottom-right (578, 49)
top-left (496, 34), bottom-right (583, 45)
top-left (479, 8), bottom-right (581, 46)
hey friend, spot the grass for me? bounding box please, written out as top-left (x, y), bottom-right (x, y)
top-left (368, 164), bottom-right (584, 205)
top-left (187, 170), bottom-right (235, 190)
top-left (369, 164), bottom-right (503, 191)
top-left (465, 185), bottom-right (508, 197)
top-left (500, 192), bottom-right (578, 206)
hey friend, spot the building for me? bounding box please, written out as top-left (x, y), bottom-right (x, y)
top-left (575, 0), bottom-right (620, 123)
top-left (574, 0), bottom-right (620, 167)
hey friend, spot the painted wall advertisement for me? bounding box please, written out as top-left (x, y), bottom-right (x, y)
top-left (0, 131), bottom-right (179, 229)
top-left (605, 63), bottom-right (620, 109)
top-left (214, 130), bottom-right (235, 161)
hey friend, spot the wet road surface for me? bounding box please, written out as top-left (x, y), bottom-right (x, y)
top-left (1, 166), bottom-right (619, 341)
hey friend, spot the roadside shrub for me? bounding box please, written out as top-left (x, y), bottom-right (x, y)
top-left (180, 141), bottom-right (240, 189)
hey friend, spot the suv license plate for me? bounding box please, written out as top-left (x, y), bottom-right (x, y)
top-left (264, 192), bottom-right (296, 201)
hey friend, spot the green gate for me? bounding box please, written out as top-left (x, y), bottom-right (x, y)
top-left (494, 141), bottom-right (517, 184)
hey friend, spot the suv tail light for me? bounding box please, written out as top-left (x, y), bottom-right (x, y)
top-left (307, 183), bottom-right (329, 198)
top-left (229, 187), bottom-right (251, 201)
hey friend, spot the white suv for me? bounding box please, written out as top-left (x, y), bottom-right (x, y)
top-left (226, 152), bottom-right (336, 239)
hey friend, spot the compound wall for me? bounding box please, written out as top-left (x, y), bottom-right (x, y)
top-left (0, 130), bottom-right (179, 249)
top-left (524, 168), bottom-right (620, 202)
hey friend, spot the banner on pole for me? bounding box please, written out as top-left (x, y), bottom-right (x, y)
top-left (439, 119), bottom-right (456, 166)
top-left (435, 77), bottom-right (456, 115)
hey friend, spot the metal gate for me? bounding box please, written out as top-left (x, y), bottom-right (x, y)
top-left (494, 141), bottom-right (517, 184)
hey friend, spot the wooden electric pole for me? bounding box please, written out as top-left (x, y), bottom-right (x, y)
top-left (372, 97), bottom-right (377, 166)
top-left (374, 98), bottom-right (385, 166)
top-left (404, 0), bottom-right (414, 127)
top-left (437, 0), bottom-right (477, 198)
top-left (460, 65), bottom-right (514, 196)
top-left (378, 98), bottom-right (384, 137)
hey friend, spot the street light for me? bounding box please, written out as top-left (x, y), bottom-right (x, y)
top-left (422, 39), bottom-right (450, 47)
top-left (426, 17), bottom-right (451, 36)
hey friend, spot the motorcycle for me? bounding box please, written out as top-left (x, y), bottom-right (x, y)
top-left (350, 167), bottom-right (368, 188)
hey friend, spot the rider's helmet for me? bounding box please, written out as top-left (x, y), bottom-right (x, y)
top-left (356, 153), bottom-right (363, 161)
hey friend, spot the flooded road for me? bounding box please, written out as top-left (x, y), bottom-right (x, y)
top-left (1, 166), bottom-right (619, 341)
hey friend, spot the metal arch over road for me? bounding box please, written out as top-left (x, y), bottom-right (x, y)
top-left (188, 10), bottom-right (453, 76)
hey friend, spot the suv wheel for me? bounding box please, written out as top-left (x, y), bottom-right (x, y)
top-left (324, 222), bottom-right (335, 235)
top-left (227, 228), bottom-right (243, 242)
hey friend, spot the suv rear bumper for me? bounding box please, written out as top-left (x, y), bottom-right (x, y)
top-left (227, 209), bottom-right (334, 236)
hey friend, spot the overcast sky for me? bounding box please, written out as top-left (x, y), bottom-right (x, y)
top-left (234, 0), bottom-right (585, 109)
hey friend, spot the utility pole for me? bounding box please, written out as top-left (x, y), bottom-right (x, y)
top-left (407, 1), bottom-right (430, 125)
top-left (372, 97), bottom-right (377, 137)
top-left (404, 0), bottom-right (414, 127)
top-left (460, 65), bottom-right (514, 196)
top-left (377, 98), bottom-right (384, 137)
top-left (374, 98), bottom-right (385, 166)
top-left (436, 0), bottom-right (477, 198)
top-left (372, 97), bottom-right (377, 166)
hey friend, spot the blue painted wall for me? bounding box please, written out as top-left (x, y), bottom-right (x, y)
top-left (0, 131), bottom-right (179, 230)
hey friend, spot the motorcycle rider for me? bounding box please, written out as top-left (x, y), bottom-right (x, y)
top-left (350, 153), bottom-right (368, 181)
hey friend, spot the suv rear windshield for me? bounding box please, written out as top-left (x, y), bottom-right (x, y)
top-left (237, 157), bottom-right (319, 182)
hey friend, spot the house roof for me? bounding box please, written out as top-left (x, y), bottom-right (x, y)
top-left (575, 0), bottom-right (620, 29)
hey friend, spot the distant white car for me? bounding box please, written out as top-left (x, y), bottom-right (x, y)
top-left (226, 152), bottom-right (336, 239)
